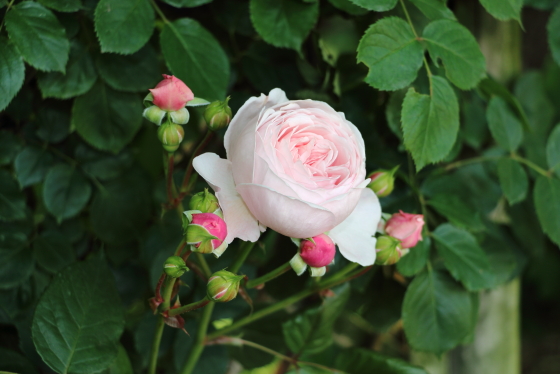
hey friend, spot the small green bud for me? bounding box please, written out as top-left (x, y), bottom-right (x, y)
top-left (207, 270), bottom-right (244, 302)
top-left (170, 107), bottom-right (190, 125)
top-left (158, 122), bottom-right (184, 153)
top-left (375, 235), bottom-right (403, 266)
top-left (203, 97), bottom-right (232, 131)
top-left (143, 105), bottom-right (166, 126)
top-left (189, 189), bottom-right (219, 213)
top-left (367, 166), bottom-right (399, 198)
top-left (164, 256), bottom-right (189, 278)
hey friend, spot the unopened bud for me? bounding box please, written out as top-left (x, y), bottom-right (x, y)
top-left (143, 105), bottom-right (166, 126)
top-left (207, 270), bottom-right (244, 302)
top-left (290, 234), bottom-right (335, 277)
top-left (367, 166), bottom-right (399, 198)
top-left (385, 211), bottom-right (424, 249)
top-left (170, 107), bottom-right (190, 125)
top-left (184, 211), bottom-right (228, 257)
top-left (375, 235), bottom-right (403, 266)
top-left (158, 122), bottom-right (184, 153)
top-left (164, 256), bottom-right (189, 278)
top-left (203, 97), bottom-right (232, 131)
top-left (189, 189), bottom-right (219, 213)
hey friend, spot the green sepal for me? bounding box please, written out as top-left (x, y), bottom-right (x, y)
top-left (192, 239), bottom-right (214, 254)
top-left (143, 92), bottom-right (153, 108)
top-left (182, 210), bottom-right (201, 229)
top-left (186, 223), bottom-right (219, 244)
top-left (186, 97), bottom-right (211, 107)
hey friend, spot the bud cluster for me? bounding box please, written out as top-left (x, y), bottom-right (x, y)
top-left (290, 234), bottom-right (336, 277)
top-left (374, 211), bottom-right (425, 266)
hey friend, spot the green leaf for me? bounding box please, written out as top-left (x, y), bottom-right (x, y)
top-left (162, 0), bottom-right (212, 7)
top-left (37, 0), bottom-right (82, 12)
top-left (73, 81), bottom-right (143, 153)
top-left (0, 232), bottom-right (34, 289)
top-left (36, 105), bottom-right (71, 143)
top-left (14, 146), bottom-right (54, 188)
top-left (249, 0), bottom-right (319, 51)
top-left (348, 0), bottom-right (398, 12)
top-left (397, 237), bottom-right (431, 277)
top-left (548, 6), bottom-right (560, 66)
top-left (94, 0), bottom-right (154, 54)
top-left (402, 269), bottom-right (474, 354)
top-left (327, 0), bottom-right (369, 15)
top-left (357, 17), bottom-right (424, 91)
top-left (99, 344), bottom-right (133, 374)
top-left (497, 158), bottom-right (528, 205)
top-left (75, 144), bottom-right (134, 181)
top-left (97, 44), bottom-right (159, 93)
top-left (43, 164), bottom-right (92, 222)
top-left (427, 194), bottom-right (485, 231)
top-left (160, 18), bottom-right (230, 101)
top-left (477, 77), bottom-right (530, 130)
top-left (461, 93), bottom-right (488, 149)
top-left (34, 231), bottom-right (75, 273)
top-left (282, 284), bottom-right (349, 355)
top-left (0, 38), bottom-right (25, 112)
top-left (402, 76), bottom-right (459, 171)
top-left (318, 16), bottom-right (359, 67)
top-left (432, 224), bottom-right (494, 291)
top-left (335, 348), bottom-right (428, 374)
top-left (546, 124), bottom-right (560, 176)
top-left (0, 347), bottom-right (39, 374)
top-left (534, 176), bottom-right (560, 246)
top-left (0, 130), bottom-right (22, 165)
top-left (422, 20), bottom-right (486, 90)
top-left (409, 0), bottom-right (456, 20)
top-left (385, 89), bottom-right (406, 139)
top-left (90, 169), bottom-right (152, 243)
top-left (32, 258), bottom-right (125, 374)
top-left (486, 96), bottom-right (523, 152)
top-left (480, 0), bottom-right (523, 21)
top-left (5, 2), bottom-right (70, 72)
top-left (0, 169), bottom-right (26, 221)
top-left (37, 41), bottom-right (97, 99)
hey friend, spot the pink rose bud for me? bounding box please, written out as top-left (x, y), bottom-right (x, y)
top-left (185, 212), bottom-right (228, 255)
top-left (207, 270), bottom-right (244, 302)
top-left (367, 166), bottom-right (398, 198)
top-left (385, 211), bottom-right (424, 249)
top-left (299, 234), bottom-right (336, 267)
top-left (149, 74), bottom-right (194, 112)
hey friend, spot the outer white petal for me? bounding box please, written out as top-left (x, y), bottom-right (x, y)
top-left (329, 188), bottom-right (382, 266)
top-left (193, 153), bottom-right (261, 243)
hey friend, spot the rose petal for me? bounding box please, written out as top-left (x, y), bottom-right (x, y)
top-left (236, 183), bottom-right (337, 238)
top-left (329, 188), bottom-right (381, 266)
top-left (193, 153), bottom-right (261, 243)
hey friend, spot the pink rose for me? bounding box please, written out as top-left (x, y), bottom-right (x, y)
top-left (185, 212), bottom-right (228, 256)
top-left (193, 89), bottom-right (381, 265)
top-left (149, 74), bottom-right (194, 112)
top-left (385, 211), bottom-right (424, 249)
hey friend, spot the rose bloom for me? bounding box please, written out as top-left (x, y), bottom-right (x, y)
top-left (193, 89), bottom-right (381, 265)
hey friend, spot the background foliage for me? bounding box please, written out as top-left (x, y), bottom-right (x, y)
top-left (1, 0), bottom-right (560, 373)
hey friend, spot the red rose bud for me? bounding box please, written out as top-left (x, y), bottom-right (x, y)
top-left (375, 235), bottom-right (404, 265)
top-left (158, 122), bottom-right (184, 153)
top-left (163, 256), bottom-right (189, 278)
top-left (367, 166), bottom-right (399, 198)
top-left (203, 97), bottom-right (232, 131)
top-left (385, 211), bottom-right (424, 249)
top-left (149, 74), bottom-right (194, 112)
top-left (185, 212), bottom-right (228, 256)
top-left (189, 189), bottom-right (220, 213)
top-left (207, 270), bottom-right (244, 302)
top-left (300, 234), bottom-right (336, 267)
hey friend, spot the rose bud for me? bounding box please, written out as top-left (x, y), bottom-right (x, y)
top-left (143, 105), bottom-right (166, 126)
top-left (385, 211), bottom-right (424, 249)
top-left (184, 211), bottom-right (228, 257)
top-left (163, 256), bottom-right (189, 278)
top-left (149, 74), bottom-right (194, 112)
top-left (203, 97), bottom-right (232, 131)
top-left (170, 107), bottom-right (190, 125)
top-left (375, 235), bottom-right (403, 265)
top-left (207, 270), bottom-right (244, 302)
top-left (290, 234), bottom-right (336, 277)
top-left (189, 189), bottom-right (220, 213)
top-left (158, 122), bottom-right (184, 153)
top-left (367, 166), bottom-right (399, 198)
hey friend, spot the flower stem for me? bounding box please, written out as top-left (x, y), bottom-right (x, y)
top-left (510, 153), bottom-right (551, 177)
top-left (196, 253), bottom-right (212, 278)
top-left (147, 316), bottom-right (165, 374)
top-left (168, 296), bottom-right (211, 316)
top-left (246, 261), bottom-right (291, 289)
top-left (229, 241), bottom-right (255, 274)
top-left (165, 152), bottom-right (175, 205)
top-left (180, 302), bottom-right (215, 374)
top-left (148, 0), bottom-right (169, 24)
top-left (179, 131), bottom-right (213, 197)
top-left (444, 155), bottom-right (501, 171)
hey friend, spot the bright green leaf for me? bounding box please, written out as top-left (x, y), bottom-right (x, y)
top-left (534, 176), bottom-right (560, 246)
top-left (160, 18), bottom-right (230, 101)
top-left (547, 124), bottom-right (560, 176)
top-left (402, 76), bottom-right (459, 171)
top-left (34, 231), bottom-right (75, 273)
top-left (548, 6), bottom-right (560, 66)
top-left (402, 269), bottom-right (474, 354)
top-left (37, 0), bottom-right (82, 12)
top-left (0, 232), bottom-right (34, 289)
top-left (487, 96), bottom-right (523, 152)
top-left (348, 0), bottom-right (398, 12)
top-left (14, 146), bottom-right (54, 188)
top-left (409, 0), bottom-right (456, 20)
top-left (37, 41), bottom-right (97, 99)
top-left (357, 17), bottom-right (424, 91)
top-left (72, 81), bottom-right (143, 153)
top-left (0, 38), bottom-right (25, 112)
top-left (497, 158), bottom-right (528, 205)
top-left (250, 0), bottom-right (319, 51)
top-left (0, 130), bottom-right (23, 165)
top-left (427, 194), bottom-right (485, 231)
top-left (36, 105), bottom-right (71, 143)
top-left (433, 224), bottom-right (494, 291)
top-left (5, 2), bottom-right (70, 72)
top-left (335, 348), bottom-right (428, 374)
top-left (423, 20), bottom-right (486, 90)
top-left (0, 169), bottom-right (26, 221)
top-left (94, 0), bottom-right (154, 54)
top-left (43, 164), bottom-right (92, 222)
top-left (32, 258), bottom-right (125, 374)
top-left (480, 0), bottom-right (523, 21)
top-left (396, 237), bottom-right (431, 277)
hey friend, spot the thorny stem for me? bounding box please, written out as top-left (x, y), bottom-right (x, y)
top-left (148, 276), bottom-right (176, 374)
top-left (180, 303), bottom-right (215, 374)
top-left (178, 131), bottom-right (213, 196)
top-left (195, 253), bottom-right (212, 278)
top-left (229, 241), bottom-right (255, 274)
top-left (168, 296), bottom-right (211, 316)
top-left (245, 261), bottom-right (292, 289)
